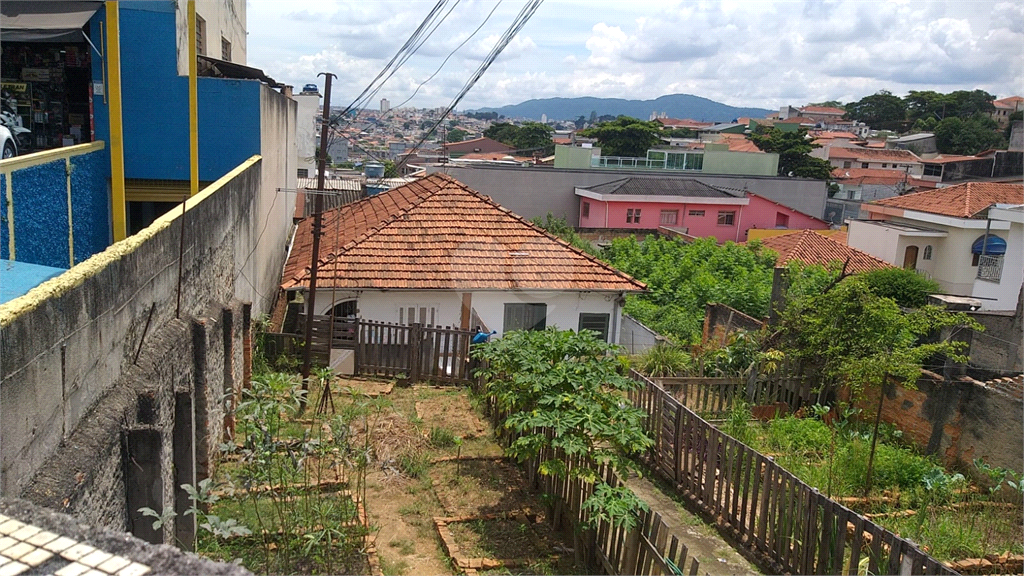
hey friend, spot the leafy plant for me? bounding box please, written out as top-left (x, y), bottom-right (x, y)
top-left (473, 328), bottom-right (653, 530)
top-left (428, 426), bottom-right (458, 448)
top-left (634, 343), bottom-right (691, 377)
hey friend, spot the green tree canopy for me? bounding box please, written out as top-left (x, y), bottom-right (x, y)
top-left (859, 268), bottom-right (942, 308)
top-left (748, 127), bottom-right (833, 179)
top-left (577, 116), bottom-right (663, 157)
top-left (483, 122), bottom-right (553, 154)
top-left (934, 115), bottom-right (1005, 155)
top-left (905, 89), bottom-right (997, 126)
top-left (484, 122), bottom-right (518, 143)
top-left (844, 90), bottom-right (907, 130)
top-left (663, 127), bottom-right (696, 138)
top-left (446, 127), bottom-right (469, 143)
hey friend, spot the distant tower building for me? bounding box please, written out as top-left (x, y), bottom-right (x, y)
top-left (541, 113), bottom-right (548, 123)
top-left (381, 98), bottom-right (391, 113)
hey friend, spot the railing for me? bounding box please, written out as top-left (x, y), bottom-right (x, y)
top-left (628, 370), bottom-right (958, 576)
top-left (354, 319), bottom-right (475, 384)
top-left (654, 361), bottom-right (817, 419)
top-left (976, 254), bottom-right (1004, 282)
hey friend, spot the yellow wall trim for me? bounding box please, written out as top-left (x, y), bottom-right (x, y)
top-left (0, 141), bottom-right (106, 173)
top-left (0, 155), bottom-right (262, 325)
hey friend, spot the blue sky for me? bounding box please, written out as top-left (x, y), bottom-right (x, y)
top-left (246, 0), bottom-right (1024, 111)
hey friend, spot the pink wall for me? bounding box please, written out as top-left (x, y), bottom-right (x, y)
top-left (738, 194), bottom-right (830, 241)
top-left (578, 194), bottom-right (829, 244)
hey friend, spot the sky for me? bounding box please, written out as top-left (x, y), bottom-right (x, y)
top-left (246, 0), bottom-right (1024, 113)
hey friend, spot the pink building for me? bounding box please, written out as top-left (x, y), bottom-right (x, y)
top-left (576, 177), bottom-right (829, 243)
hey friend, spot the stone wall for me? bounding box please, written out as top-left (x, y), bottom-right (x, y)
top-left (1, 157), bottom-right (278, 543)
top-left (856, 371), bottom-right (1023, 474)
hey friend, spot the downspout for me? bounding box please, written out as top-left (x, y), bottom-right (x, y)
top-left (735, 202), bottom-right (744, 242)
top-left (106, 1), bottom-right (127, 241)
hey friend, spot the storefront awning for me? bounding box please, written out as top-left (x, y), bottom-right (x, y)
top-left (1, 1), bottom-right (103, 43)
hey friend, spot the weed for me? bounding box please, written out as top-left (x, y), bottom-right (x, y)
top-left (634, 343), bottom-right (692, 377)
top-left (399, 451), bottom-right (430, 479)
top-left (379, 554), bottom-right (410, 575)
top-left (388, 538), bottom-right (416, 555)
top-left (429, 426), bottom-right (458, 448)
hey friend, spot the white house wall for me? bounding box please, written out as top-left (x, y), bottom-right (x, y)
top-left (294, 93), bottom-right (320, 176)
top-left (847, 220), bottom-right (902, 264)
top-left (176, 0), bottom-right (248, 74)
top-left (309, 289), bottom-right (625, 342)
top-left (973, 220), bottom-right (1023, 310)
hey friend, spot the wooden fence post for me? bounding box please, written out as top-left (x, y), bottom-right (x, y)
top-left (409, 323), bottom-right (422, 382)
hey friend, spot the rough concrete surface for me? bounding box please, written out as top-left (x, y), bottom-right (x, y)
top-left (0, 498), bottom-right (251, 575)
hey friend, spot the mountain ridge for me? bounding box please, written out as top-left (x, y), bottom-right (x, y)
top-left (470, 94), bottom-right (774, 122)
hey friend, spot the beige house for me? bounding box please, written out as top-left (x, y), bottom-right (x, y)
top-left (847, 182), bottom-right (1024, 310)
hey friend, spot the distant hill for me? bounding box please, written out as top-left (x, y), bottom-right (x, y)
top-left (470, 94), bottom-right (774, 122)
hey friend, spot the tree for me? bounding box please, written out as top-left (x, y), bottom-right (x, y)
top-left (511, 122), bottom-right (554, 153)
top-left (473, 328), bottom-right (653, 529)
top-left (663, 127), bottom-right (696, 138)
top-left (748, 127), bottom-right (833, 179)
top-left (860, 268), bottom-right (942, 308)
top-left (934, 116), bottom-right (1005, 155)
top-left (776, 276), bottom-right (981, 494)
top-left (905, 89), bottom-right (996, 125)
top-left (844, 90), bottom-right (907, 130)
top-left (578, 116), bottom-right (663, 157)
top-left (446, 127), bottom-right (469, 143)
top-left (382, 160), bottom-right (399, 178)
top-left (483, 122), bottom-right (518, 144)
top-left (574, 115), bottom-right (587, 129)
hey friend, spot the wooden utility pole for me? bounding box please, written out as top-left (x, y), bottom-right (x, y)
top-left (301, 72), bottom-right (336, 403)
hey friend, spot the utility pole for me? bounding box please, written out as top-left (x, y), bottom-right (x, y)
top-left (301, 72), bottom-right (336, 404)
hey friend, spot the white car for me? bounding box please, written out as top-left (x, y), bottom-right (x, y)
top-left (0, 126), bottom-right (17, 159)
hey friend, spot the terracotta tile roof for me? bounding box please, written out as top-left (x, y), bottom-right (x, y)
top-left (864, 140), bottom-right (888, 148)
top-left (812, 131), bottom-right (860, 140)
top-left (456, 152), bottom-right (530, 161)
top-left (718, 134), bottom-right (763, 153)
top-left (993, 96), bottom-right (1023, 108)
top-left (923, 154), bottom-right (982, 164)
top-left (831, 167), bottom-right (911, 185)
top-left (871, 182), bottom-right (1024, 219)
top-left (800, 106), bottom-right (846, 115)
top-left (827, 147), bottom-right (922, 162)
top-left (282, 173), bottom-right (645, 292)
top-left (657, 118), bottom-right (715, 129)
top-left (752, 230), bottom-right (892, 273)
top-left (778, 116), bottom-right (816, 124)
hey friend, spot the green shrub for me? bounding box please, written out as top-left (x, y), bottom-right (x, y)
top-left (764, 416), bottom-right (832, 454)
top-left (860, 267), bottom-right (943, 308)
top-left (398, 451), bottom-right (430, 479)
top-left (841, 439), bottom-right (935, 491)
top-left (635, 343), bottom-right (692, 377)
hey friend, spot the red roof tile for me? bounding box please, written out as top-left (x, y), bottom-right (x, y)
top-left (753, 230), bottom-right (891, 273)
top-left (871, 182), bottom-right (1024, 219)
top-left (282, 173), bottom-right (645, 292)
top-left (831, 167), bottom-right (911, 185)
top-left (800, 106), bottom-right (846, 115)
top-left (658, 118), bottom-right (715, 129)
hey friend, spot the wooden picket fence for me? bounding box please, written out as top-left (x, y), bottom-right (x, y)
top-left (655, 360), bottom-right (817, 419)
top-left (354, 319), bottom-right (475, 385)
top-left (486, 404), bottom-right (705, 576)
top-left (628, 370), bottom-right (959, 576)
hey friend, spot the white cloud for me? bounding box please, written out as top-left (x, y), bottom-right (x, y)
top-left (245, 0), bottom-right (1024, 112)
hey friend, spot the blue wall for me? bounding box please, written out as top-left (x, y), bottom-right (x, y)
top-left (91, 1), bottom-right (261, 183)
top-left (1, 148), bottom-right (111, 268)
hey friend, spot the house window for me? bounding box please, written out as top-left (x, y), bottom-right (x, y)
top-left (843, 161), bottom-right (852, 169)
top-left (861, 162), bottom-right (869, 169)
top-left (717, 211), bottom-right (736, 226)
top-left (581, 201), bottom-right (590, 218)
top-left (503, 303), bottom-right (547, 332)
top-left (881, 163), bottom-right (888, 168)
top-left (923, 164), bottom-right (942, 177)
top-left (399, 305), bottom-right (437, 326)
top-left (775, 212), bottom-right (790, 228)
top-left (221, 37), bottom-right (232, 61)
top-left (659, 210), bottom-right (678, 225)
top-left (297, 168), bottom-right (309, 178)
top-left (195, 15), bottom-right (206, 56)
top-left (578, 313), bottom-right (611, 342)
top-left (977, 255), bottom-right (1004, 282)
top-left (922, 245), bottom-right (932, 260)
top-left (626, 208), bottom-right (642, 224)
top-left (688, 209), bottom-right (705, 217)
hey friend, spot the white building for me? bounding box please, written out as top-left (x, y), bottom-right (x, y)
top-left (381, 98), bottom-right (390, 113)
top-left (295, 90), bottom-right (320, 178)
top-left (848, 182), bottom-right (1024, 311)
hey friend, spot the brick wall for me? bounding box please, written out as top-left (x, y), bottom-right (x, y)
top-left (702, 302), bottom-right (765, 346)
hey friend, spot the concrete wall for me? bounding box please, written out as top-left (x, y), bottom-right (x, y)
top-left (0, 143), bottom-right (111, 268)
top-left (967, 302), bottom-right (1023, 374)
top-left (295, 92), bottom-right (319, 176)
top-left (857, 373), bottom-right (1023, 474)
top-left (174, 0), bottom-right (247, 70)
top-left (554, 145), bottom-right (600, 169)
top-left (703, 150), bottom-right (778, 176)
top-left (425, 164), bottom-right (828, 224)
top-left (305, 289), bottom-right (625, 343)
top-left (0, 157), bottom-right (270, 501)
top-left (620, 314), bottom-right (665, 354)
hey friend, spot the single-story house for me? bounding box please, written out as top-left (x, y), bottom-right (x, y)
top-left (575, 177), bottom-right (830, 243)
top-left (281, 173), bottom-right (645, 342)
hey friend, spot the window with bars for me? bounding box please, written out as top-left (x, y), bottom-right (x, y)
top-left (717, 210), bottom-right (736, 225)
top-left (976, 254), bottom-right (1003, 282)
top-left (221, 37), bottom-right (232, 61)
top-left (659, 210), bottom-right (678, 225)
top-left (195, 15), bottom-right (206, 56)
top-left (578, 313), bottom-right (610, 342)
top-left (503, 303), bottom-right (547, 332)
top-left (582, 201), bottom-right (590, 218)
top-left (688, 209), bottom-right (705, 217)
top-left (626, 208), bottom-right (642, 224)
